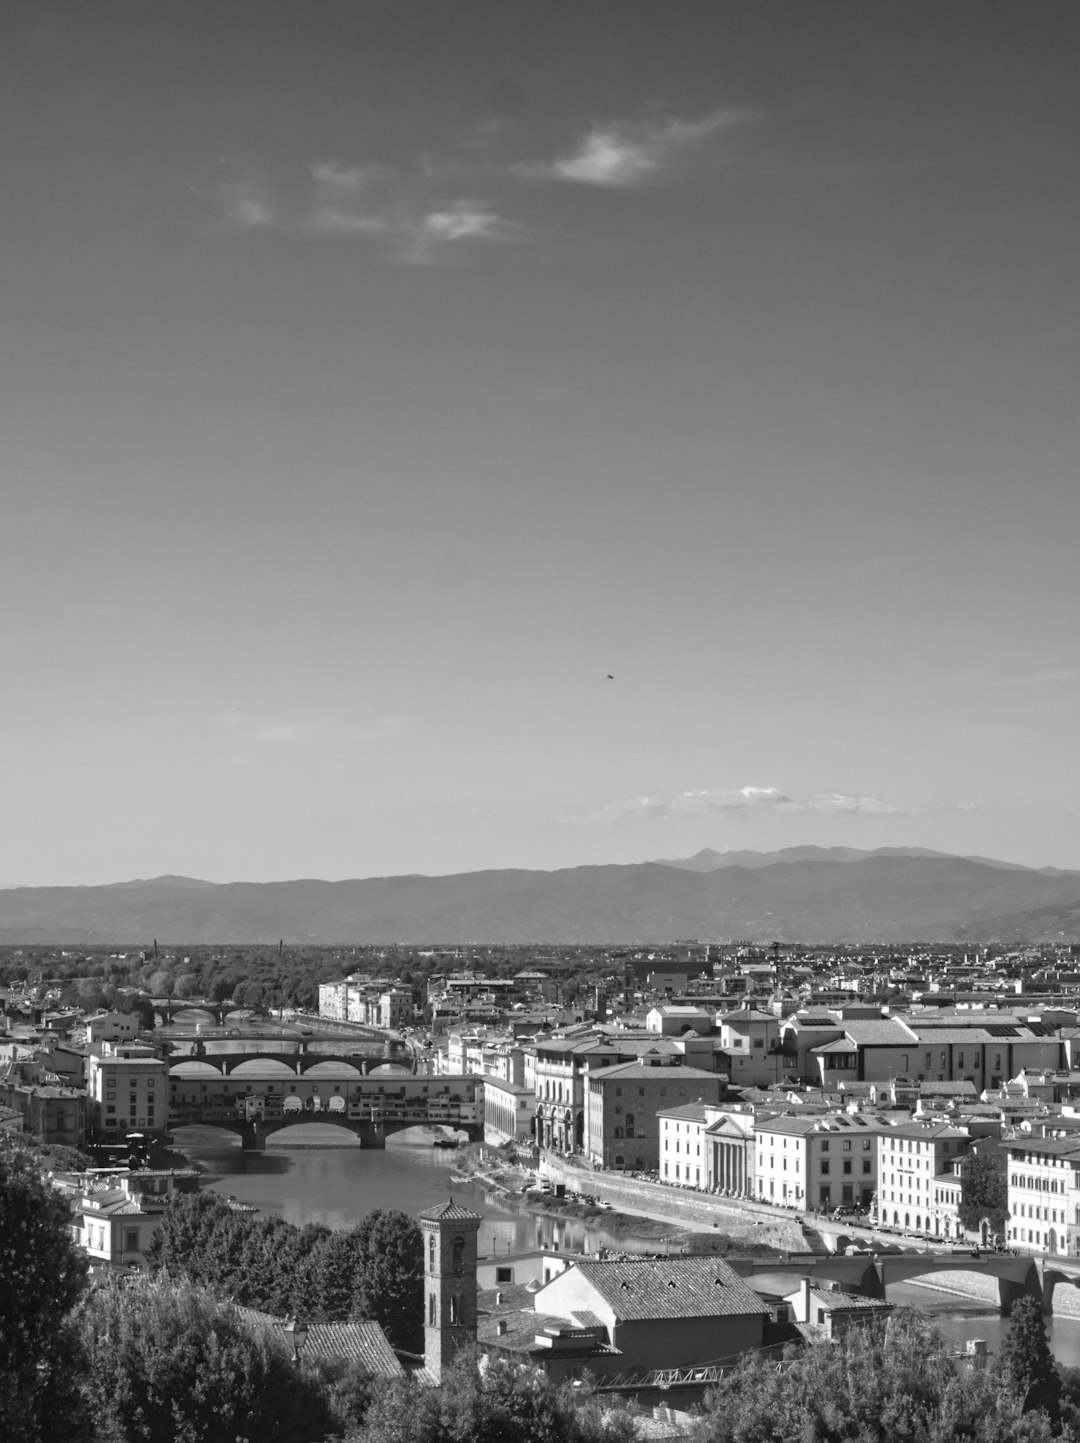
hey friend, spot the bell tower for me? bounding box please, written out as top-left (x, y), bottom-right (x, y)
top-left (419, 1198), bottom-right (482, 1381)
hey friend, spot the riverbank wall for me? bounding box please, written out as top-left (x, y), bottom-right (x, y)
top-left (537, 1156), bottom-right (807, 1251)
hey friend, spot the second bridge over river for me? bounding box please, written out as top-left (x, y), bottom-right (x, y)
top-left (726, 1248), bottom-right (1080, 1314)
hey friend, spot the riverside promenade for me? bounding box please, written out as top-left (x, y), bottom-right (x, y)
top-left (536, 1153), bottom-right (1080, 1316)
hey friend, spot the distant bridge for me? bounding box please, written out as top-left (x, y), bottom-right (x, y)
top-left (151, 999), bottom-right (254, 1026)
top-left (168, 1059), bottom-right (481, 1150)
top-left (726, 1249), bottom-right (1038, 1312)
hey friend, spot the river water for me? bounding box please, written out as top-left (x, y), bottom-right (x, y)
top-left (170, 1125), bottom-right (1080, 1367)
top-left (173, 1124), bottom-right (659, 1259)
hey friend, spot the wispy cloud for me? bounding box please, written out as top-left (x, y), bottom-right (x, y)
top-left (197, 154), bottom-right (515, 263)
top-left (519, 109), bottom-right (745, 187)
top-left (566, 786), bottom-right (800, 828)
top-left (192, 162), bottom-right (276, 230)
top-left (565, 785), bottom-right (908, 827)
top-left (805, 793), bottom-right (904, 816)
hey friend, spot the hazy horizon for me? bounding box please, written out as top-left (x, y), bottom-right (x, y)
top-left (2, 841), bottom-right (1076, 891)
top-left (5, 3), bottom-right (1079, 886)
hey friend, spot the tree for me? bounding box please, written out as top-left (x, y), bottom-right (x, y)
top-left (350, 1353), bottom-right (634, 1443)
top-left (350, 1210), bottom-right (424, 1351)
top-left (958, 1146), bottom-right (1009, 1235)
top-left (77, 1275), bottom-right (333, 1443)
top-left (127, 994), bottom-right (158, 1031)
top-left (0, 1138), bottom-right (90, 1443)
top-left (998, 1296), bottom-right (1061, 1419)
top-left (690, 1310), bottom-right (1059, 1443)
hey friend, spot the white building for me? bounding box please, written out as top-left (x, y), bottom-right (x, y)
top-left (658, 1102), bottom-right (709, 1186)
top-left (86, 1042), bottom-right (169, 1143)
top-left (755, 1112), bottom-right (882, 1211)
top-left (1006, 1136), bottom-right (1080, 1255)
top-left (876, 1121), bottom-right (970, 1236)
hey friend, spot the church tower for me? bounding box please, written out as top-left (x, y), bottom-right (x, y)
top-left (419, 1199), bottom-right (482, 1382)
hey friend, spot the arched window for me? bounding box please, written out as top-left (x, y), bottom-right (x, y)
top-left (452, 1235), bottom-right (465, 1275)
top-left (429, 1294), bottom-right (436, 1325)
top-left (449, 1294), bottom-right (459, 1324)
top-left (429, 1236), bottom-right (436, 1273)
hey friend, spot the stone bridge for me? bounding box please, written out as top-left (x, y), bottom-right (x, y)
top-left (151, 999), bottom-right (254, 1026)
top-left (176, 1109), bottom-right (482, 1151)
top-left (168, 1049), bottom-right (405, 1076)
top-left (168, 1061), bottom-right (482, 1150)
top-left (726, 1249), bottom-right (1039, 1312)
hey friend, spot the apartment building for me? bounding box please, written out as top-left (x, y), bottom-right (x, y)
top-left (1005, 1135), bottom-right (1080, 1254)
top-left (876, 1121), bottom-right (970, 1236)
top-left (754, 1113), bottom-right (881, 1211)
top-left (658, 1102), bottom-right (709, 1186)
top-left (584, 1063), bottom-right (724, 1171)
top-left (86, 1042), bottom-right (169, 1142)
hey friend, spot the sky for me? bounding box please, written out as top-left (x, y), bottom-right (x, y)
top-left (3, 1), bottom-right (1080, 886)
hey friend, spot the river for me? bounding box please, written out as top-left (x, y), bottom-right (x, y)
top-left (170, 1125), bottom-right (1080, 1366)
top-left (172, 1124), bottom-right (662, 1259)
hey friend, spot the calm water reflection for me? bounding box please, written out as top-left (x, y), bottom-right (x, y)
top-left (173, 1125), bottom-right (661, 1258)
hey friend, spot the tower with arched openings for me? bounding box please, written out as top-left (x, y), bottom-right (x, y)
top-left (418, 1198), bottom-right (482, 1382)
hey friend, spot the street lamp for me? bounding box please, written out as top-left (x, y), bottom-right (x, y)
top-left (282, 1316), bottom-right (308, 1366)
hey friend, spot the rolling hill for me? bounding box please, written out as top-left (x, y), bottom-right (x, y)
top-left (1, 850), bottom-right (1079, 944)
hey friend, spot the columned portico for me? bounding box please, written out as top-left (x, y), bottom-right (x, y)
top-left (711, 1138), bottom-right (746, 1195)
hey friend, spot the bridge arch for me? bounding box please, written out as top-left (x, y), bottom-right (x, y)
top-left (297, 1056), bottom-right (367, 1077)
top-left (169, 1059), bottom-right (228, 1078)
top-left (226, 1056), bottom-right (300, 1077)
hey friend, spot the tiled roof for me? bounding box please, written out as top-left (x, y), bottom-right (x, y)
top-left (807, 1288), bottom-right (893, 1312)
top-left (587, 1062), bottom-right (720, 1081)
top-left (419, 1198), bottom-right (483, 1222)
top-left (840, 1021), bottom-right (916, 1044)
top-left (558, 1257), bottom-right (769, 1322)
top-left (657, 1102), bottom-right (710, 1122)
top-left (234, 1309), bottom-right (404, 1375)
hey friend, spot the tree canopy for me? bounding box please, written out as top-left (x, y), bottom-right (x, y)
top-left (348, 1353), bottom-right (634, 1443)
top-left (689, 1310), bottom-right (1061, 1443)
top-left (0, 1137), bottom-right (90, 1443)
top-left (999, 1297), bottom-right (1062, 1420)
top-left (958, 1147), bottom-right (1009, 1234)
top-left (145, 1193), bottom-right (422, 1346)
top-left (77, 1276), bottom-right (333, 1443)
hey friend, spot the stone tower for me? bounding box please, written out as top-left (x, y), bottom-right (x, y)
top-left (419, 1198), bottom-right (482, 1382)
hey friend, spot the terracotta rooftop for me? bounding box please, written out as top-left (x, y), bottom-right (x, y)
top-left (419, 1198), bottom-right (483, 1222)
top-left (550, 1257), bottom-right (769, 1322)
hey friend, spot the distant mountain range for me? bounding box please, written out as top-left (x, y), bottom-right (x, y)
top-left (1, 848), bottom-right (1079, 945)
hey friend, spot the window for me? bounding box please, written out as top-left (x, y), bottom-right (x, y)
top-left (496, 1266), bottom-right (513, 1284)
top-left (843, 1140), bottom-right (852, 1152)
top-left (863, 1161), bottom-right (871, 1175)
top-left (821, 1162), bottom-right (830, 1176)
top-left (843, 1161), bottom-right (852, 1175)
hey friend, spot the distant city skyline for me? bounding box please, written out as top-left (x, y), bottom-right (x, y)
top-left (3, 3), bottom-right (1079, 886)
